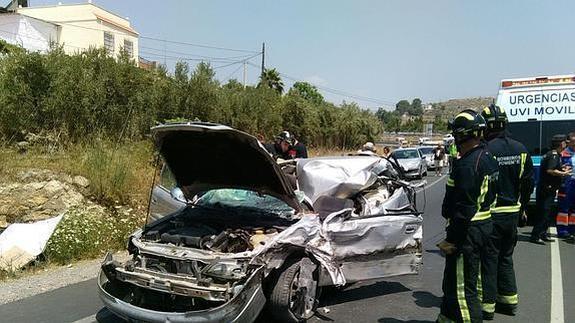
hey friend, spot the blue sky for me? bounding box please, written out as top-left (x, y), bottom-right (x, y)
top-left (30, 0), bottom-right (575, 109)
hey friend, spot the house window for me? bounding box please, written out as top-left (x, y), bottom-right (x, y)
top-left (124, 39), bottom-right (133, 58)
top-left (104, 32), bottom-right (114, 54)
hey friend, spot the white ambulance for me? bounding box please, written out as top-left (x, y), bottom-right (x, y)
top-left (496, 74), bottom-right (575, 205)
top-left (496, 74), bottom-right (575, 156)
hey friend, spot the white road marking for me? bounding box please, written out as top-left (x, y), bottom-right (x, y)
top-left (72, 314), bottom-right (96, 323)
top-left (416, 174), bottom-right (447, 193)
top-left (550, 227), bottom-right (564, 323)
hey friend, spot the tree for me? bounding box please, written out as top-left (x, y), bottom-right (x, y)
top-left (223, 79), bottom-right (244, 91)
top-left (0, 47), bottom-right (384, 149)
top-left (376, 108), bottom-right (401, 132)
top-left (288, 81), bottom-right (323, 105)
top-left (433, 114), bottom-right (448, 132)
top-left (410, 98), bottom-right (423, 116)
top-left (174, 61), bottom-right (189, 83)
top-left (396, 100), bottom-right (411, 115)
top-left (258, 68), bottom-right (284, 94)
top-left (187, 62), bottom-right (219, 122)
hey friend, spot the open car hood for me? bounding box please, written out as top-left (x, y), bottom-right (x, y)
top-left (151, 123), bottom-right (301, 212)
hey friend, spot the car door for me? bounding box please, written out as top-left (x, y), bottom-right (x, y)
top-left (323, 189), bottom-right (423, 283)
top-left (148, 165), bottom-right (186, 222)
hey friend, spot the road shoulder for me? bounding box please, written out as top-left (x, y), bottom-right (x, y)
top-left (0, 251), bottom-right (127, 305)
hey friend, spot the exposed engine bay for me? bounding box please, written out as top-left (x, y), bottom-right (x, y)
top-left (141, 208), bottom-right (292, 253)
top-left (101, 208), bottom-right (295, 311)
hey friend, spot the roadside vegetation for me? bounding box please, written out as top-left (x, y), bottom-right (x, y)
top-left (0, 41), bottom-right (380, 148)
top-left (0, 42), bottom-right (379, 277)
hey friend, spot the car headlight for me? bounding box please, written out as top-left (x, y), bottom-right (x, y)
top-left (203, 262), bottom-right (247, 280)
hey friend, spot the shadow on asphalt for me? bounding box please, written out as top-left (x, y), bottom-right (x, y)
top-left (96, 307), bottom-right (123, 322)
top-left (319, 280), bottom-right (411, 307)
top-left (412, 291), bottom-right (442, 309)
top-left (517, 233), bottom-right (534, 243)
top-left (377, 319), bottom-right (435, 323)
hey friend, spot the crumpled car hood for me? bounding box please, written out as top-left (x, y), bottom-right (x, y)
top-left (296, 156), bottom-right (384, 203)
top-left (151, 122), bottom-right (301, 211)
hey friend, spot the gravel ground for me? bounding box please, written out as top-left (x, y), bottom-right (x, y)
top-left (0, 251), bottom-right (128, 305)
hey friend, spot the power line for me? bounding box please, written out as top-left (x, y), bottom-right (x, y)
top-left (140, 35), bottom-right (259, 54)
top-left (139, 50), bottom-right (260, 63)
top-left (51, 21), bottom-right (259, 54)
top-left (211, 60), bottom-right (244, 70)
top-left (140, 45), bottom-right (256, 62)
top-left (223, 63), bottom-right (245, 81)
top-left (246, 62), bottom-right (395, 106)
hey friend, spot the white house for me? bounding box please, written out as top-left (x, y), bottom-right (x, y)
top-left (0, 1), bottom-right (138, 62)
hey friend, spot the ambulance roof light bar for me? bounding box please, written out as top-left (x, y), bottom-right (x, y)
top-left (501, 75), bottom-right (575, 88)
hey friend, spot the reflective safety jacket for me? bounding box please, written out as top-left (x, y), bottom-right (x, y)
top-left (448, 143), bottom-right (458, 158)
top-left (561, 147), bottom-right (575, 181)
top-left (442, 143), bottom-right (499, 245)
top-left (486, 133), bottom-right (534, 214)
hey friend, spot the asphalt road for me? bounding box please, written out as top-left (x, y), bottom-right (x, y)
top-left (1, 174), bottom-right (573, 322)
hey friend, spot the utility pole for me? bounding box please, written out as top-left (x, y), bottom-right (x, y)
top-left (243, 61), bottom-right (247, 88)
top-left (163, 38), bottom-right (167, 66)
top-left (261, 42), bottom-right (265, 76)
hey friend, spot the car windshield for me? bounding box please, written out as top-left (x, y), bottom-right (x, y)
top-left (418, 147), bottom-right (433, 155)
top-left (393, 149), bottom-right (419, 159)
top-left (195, 189), bottom-right (296, 218)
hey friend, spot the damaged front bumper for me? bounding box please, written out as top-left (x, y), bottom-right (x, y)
top-left (97, 254), bottom-right (266, 323)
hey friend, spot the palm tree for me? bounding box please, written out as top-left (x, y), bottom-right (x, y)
top-left (258, 68), bottom-right (284, 94)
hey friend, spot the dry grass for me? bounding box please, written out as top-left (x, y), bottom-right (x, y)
top-left (308, 147), bottom-right (352, 157)
top-left (0, 141), bottom-right (152, 278)
top-left (0, 140), bottom-right (155, 207)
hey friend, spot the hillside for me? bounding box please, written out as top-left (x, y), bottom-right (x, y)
top-left (428, 96), bottom-right (495, 117)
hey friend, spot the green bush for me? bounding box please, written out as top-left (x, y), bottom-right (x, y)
top-left (81, 142), bottom-right (132, 204)
top-left (0, 46), bottom-right (381, 149)
top-left (44, 206), bottom-right (142, 264)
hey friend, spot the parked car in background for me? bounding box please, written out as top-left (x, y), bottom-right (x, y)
top-left (417, 146), bottom-right (435, 170)
top-left (418, 137), bottom-right (431, 145)
top-left (391, 148), bottom-right (427, 179)
top-left (98, 122), bottom-right (423, 323)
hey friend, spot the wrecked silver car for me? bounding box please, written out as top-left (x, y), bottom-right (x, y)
top-left (98, 123), bottom-right (423, 323)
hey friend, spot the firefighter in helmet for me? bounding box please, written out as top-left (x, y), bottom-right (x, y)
top-left (437, 109), bottom-right (498, 323)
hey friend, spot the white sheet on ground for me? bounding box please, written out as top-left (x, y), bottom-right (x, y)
top-left (0, 214), bottom-right (63, 271)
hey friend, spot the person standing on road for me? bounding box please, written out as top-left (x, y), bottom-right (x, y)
top-left (480, 104), bottom-right (534, 319)
top-left (437, 109), bottom-right (498, 323)
top-left (531, 135), bottom-right (571, 243)
top-left (358, 142), bottom-right (378, 156)
top-left (557, 132), bottom-right (575, 239)
top-left (433, 144), bottom-right (446, 176)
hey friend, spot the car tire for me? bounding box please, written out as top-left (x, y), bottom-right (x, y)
top-left (268, 258), bottom-right (319, 322)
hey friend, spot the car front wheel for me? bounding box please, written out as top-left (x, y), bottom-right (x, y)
top-left (268, 257), bottom-right (320, 322)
